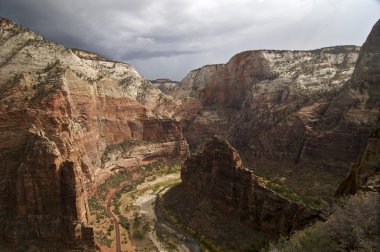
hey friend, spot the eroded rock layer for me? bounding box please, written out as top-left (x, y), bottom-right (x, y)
top-left (301, 19), bottom-right (380, 170)
top-left (172, 47), bottom-right (360, 162)
top-left (181, 137), bottom-right (322, 235)
top-left (150, 79), bottom-right (179, 94)
top-left (0, 17), bottom-right (188, 250)
top-left (173, 19), bottom-right (380, 182)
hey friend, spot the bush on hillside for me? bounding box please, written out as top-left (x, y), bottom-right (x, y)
top-left (268, 193), bottom-right (379, 252)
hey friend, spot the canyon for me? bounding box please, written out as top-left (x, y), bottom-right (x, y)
top-left (165, 18), bottom-right (380, 250)
top-left (0, 17), bottom-right (188, 251)
top-left (162, 137), bottom-right (322, 250)
top-left (0, 15), bottom-right (379, 251)
top-left (150, 79), bottom-right (179, 94)
top-left (170, 20), bottom-right (380, 201)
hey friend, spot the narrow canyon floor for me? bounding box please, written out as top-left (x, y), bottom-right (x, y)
top-left (88, 161), bottom-right (200, 252)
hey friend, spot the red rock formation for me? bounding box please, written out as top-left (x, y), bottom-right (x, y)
top-left (150, 79), bottom-right (179, 94)
top-left (301, 19), bottom-right (380, 171)
top-left (172, 46), bottom-right (360, 163)
top-left (0, 17), bottom-right (188, 250)
top-left (174, 20), bottom-right (380, 182)
top-left (335, 126), bottom-right (380, 196)
top-left (181, 137), bottom-right (322, 235)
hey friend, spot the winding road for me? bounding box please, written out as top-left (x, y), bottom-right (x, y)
top-left (104, 175), bottom-right (199, 252)
top-left (106, 182), bottom-right (131, 252)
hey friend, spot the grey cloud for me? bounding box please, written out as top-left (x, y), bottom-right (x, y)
top-left (0, 0), bottom-right (379, 80)
top-left (122, 49), bottom-right (200, 60)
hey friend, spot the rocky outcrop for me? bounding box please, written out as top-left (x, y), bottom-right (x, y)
top-left (181, 137), bottom-right (322, 235)
top-left (172, 46), bottom-right (360, 162)
top-left (335, 126), bottom-right (380, 195)
top-left (300, 19), bottom-right (380, 171)
top-left (174, 20), bottom-right (380, 184)
top-left (150, 79), bottom-right (179, 94)
top-left (0, 17), bottom-right (188, 250)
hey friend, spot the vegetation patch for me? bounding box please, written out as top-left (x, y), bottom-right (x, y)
top-left (101, 139), bottom-right (147, 166)
top-left (97, 170), bottom-right (132, 201)
top-left (89, 160), bottom-right (184, 249)
top-left (264, 178), bottom-right (321, 208)
top-left (268, 193), bottom-right (379, 252)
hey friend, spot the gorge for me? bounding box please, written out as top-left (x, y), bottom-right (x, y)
top-left (0, 16), bottom-right (379, 252)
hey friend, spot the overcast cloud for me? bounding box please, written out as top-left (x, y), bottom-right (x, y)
top-left (0, 0), bottom-right (379, 80)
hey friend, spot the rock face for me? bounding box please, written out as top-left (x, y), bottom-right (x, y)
top-left (150, 79), bottom-right (179, 94)
top-left (335, 126), bottom-right (380, 195)
top-left (300, 19), bottom-right (380, 170)
top-left (174, 20), bottom-right (380, 180)
top-left (181, 137), bottom-right (322, 235)
top-left (172, 46), bottom-right (360, 163)
top-left (0, 17), bottom-right (188, 250)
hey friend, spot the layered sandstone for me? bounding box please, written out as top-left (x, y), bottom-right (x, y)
top-left (172, 46), bottom-right (360, 163)
top-left (150, 79), bottom-right (179, 94)
top-left (0, 17), bottom-right (188, 250)
top-left (173, 20), bottom-right (380, 183)
top-left (300, 19), bottom-right (380, 170)
top-left (335, 126), bottom-right (380, 195)
top-left (181, 137), bottom-right (322, 235)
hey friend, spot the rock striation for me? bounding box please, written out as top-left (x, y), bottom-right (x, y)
top-left (335, 125), bottom-right (380, 195)
top-left (0, 17), bottom-right (188, 250)
top-left (300, 19), bottom-right (380, 171)
top-left (172, 46), bottom-right (360, 163)
top-left (181, 137), bottom-right (322, 235)
top-left (173, 19), bottom-right (380, 182)
top-left (150, 79), bottom-right (179, 94)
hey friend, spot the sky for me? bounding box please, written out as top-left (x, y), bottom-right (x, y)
top-left (0, 0), bottom-right (379, 81)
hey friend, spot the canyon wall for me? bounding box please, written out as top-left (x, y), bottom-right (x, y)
top-left (181, 137), bottom-right (322, 235)
top-left (300, 19), bottom-right (380, 170)
top-left (173, 46), bottom-right (360, 164)
top-left (150, 79), bottom-right (179, 94)
top-left (173, 20), bottom-right (380, 179)
top-left (0, 17), bottom-right (188, 250)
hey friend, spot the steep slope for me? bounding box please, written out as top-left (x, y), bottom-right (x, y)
top-left (172, 46), bottom-right (360, 161)
top-left (172, 21), bottom-right (380, 200)
top-left (0, 17), bottom-right (188, 250)
top-left (301, 19), bottom-right (380, 170)
top-left (335, 125), bottom-right (380, 195)
top-left (163, 137), bottom-right (322, 250)
top-left (150, 78), bottom-right (179, 94)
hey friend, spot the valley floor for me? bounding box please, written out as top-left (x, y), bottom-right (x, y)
top-left (89, 161), bottom-right (200, 252)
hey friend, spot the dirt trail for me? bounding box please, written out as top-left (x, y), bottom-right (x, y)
top-left (102, 172), bottom-right (200, 251)
top-left (106, 181), bottom-right (131, 252)
top-left (130, 174), bottom-right (200, 252)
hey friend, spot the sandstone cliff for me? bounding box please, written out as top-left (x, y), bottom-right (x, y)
top-left (335, 125), bottom-right (380, 195)
top-left (172, 20), bottom-right (380, 200)
top-left (300, 19), bottom-right (380, 171)
top-left (162, 137), bottom-right (322, 250)
top-left (0, 17), bottom-right (188, 250)
top-left (172, 46), bottom-right (360, 163)
top-left (181, 137), bottom-right (322, 235)
top-left (150, 79), bottom-right (179, 94)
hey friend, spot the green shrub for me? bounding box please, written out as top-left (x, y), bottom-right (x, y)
top-left (100, 236), bottom-right (113, 247)
top-left (132, 230), bottom-right (145, 239)
top-left (268, 193), bottom-right (378, 252)
top-left (326, 193), bottom-right (378, 250)
top-left (266, 179), bottom-right (321, 208)
top-left (119, 215), bottom-right (130, 230)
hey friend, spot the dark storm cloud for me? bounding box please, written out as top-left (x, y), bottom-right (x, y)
top-left (123, 49), bottom-right (200, 60)
top-left (0, 0), bottom-right (379, 80)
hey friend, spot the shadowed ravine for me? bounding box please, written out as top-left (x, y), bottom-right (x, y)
top-left (102, 170), bottom-right (200, 252)
top-left (155, 187), bottom-right (201, 252)
top-left (0, 16), bottom-right (379, 252)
